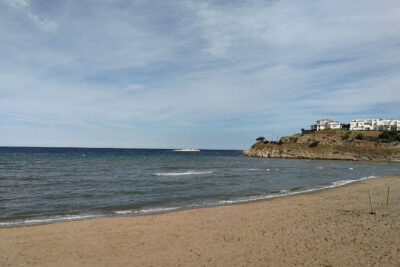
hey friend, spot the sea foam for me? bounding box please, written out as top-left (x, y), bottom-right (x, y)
top-left (213, 175), bottom-right (379, 207)
top-left (114, 207), bottom-right (179, 215)
top-left (0, 214), bottom-right (101, 227)
top-left (154, 171), bottom-right (214, 176)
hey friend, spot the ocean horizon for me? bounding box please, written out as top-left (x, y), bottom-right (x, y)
top-left (1, 147), bottom-right (399, 227)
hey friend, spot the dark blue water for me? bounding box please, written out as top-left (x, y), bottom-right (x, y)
top-left (1, 147), bottom-right (399, 226)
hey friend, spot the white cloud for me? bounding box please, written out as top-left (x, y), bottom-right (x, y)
top-left (1, 0), bottom-right (57, 32)
top-left (28, 13), bottom-right (58, 32)
top-left (2, 0), bottom-right (29, 9)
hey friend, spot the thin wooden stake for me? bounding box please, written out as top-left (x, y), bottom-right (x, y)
top-left (386, 185), bottom-right (390, 205)
top-left (369, 190), bottom-right (375, 214)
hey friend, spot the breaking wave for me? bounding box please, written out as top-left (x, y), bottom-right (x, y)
top-left (154, 171), bottom-right (214, 176)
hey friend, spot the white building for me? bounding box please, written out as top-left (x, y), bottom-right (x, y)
top-left (350, 119), bottom-right (400, 131)
top-left (311, 119), bottom-right (341, 131)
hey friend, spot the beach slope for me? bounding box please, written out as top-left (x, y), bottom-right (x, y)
top-left (1, 175), bottom-right (400, 266)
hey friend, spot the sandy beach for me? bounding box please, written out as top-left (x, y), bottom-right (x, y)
top-left (1, 175), bottom-right (400, 266)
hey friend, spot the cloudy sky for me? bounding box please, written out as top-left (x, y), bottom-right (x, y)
top-left (1, 0), bottom-right (399, 149)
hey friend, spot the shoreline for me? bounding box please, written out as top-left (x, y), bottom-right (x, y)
top-left (0, 174), bottom-right (380, 228)
top-left (1, 174), bottom-right (400, 266)
top-left (242, 149), bottom-right (400, 163)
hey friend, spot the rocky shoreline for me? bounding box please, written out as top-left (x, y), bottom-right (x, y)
top-left (243, 130), bottom-right (400, 162)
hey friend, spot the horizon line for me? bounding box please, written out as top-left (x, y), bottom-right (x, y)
top-left (0, 145), bottom-right (244, 151)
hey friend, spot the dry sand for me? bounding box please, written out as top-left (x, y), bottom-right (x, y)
top-left (1, 175), bottom-right (400, 266)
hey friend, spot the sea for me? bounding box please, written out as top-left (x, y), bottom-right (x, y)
top-left (1, 147), bottom-right (399, 227)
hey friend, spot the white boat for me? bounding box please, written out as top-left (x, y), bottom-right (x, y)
top-left (173, 149), bottom-right (200, 152)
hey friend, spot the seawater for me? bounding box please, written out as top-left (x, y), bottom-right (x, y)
top-left (1, 147), bottom-right (399, 227)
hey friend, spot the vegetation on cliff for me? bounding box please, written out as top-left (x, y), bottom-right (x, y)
top-left (243, 130), bottom-right (400, 162)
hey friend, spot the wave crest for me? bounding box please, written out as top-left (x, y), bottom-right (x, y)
top-left (0, 214), bottom-right (101, 227)
top-left (154, 171), bottom-right (214, 176)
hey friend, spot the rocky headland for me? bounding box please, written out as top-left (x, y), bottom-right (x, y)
top-left (243, 130), bottom-right (400, 162)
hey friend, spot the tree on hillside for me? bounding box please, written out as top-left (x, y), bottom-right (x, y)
top-left (256, 136), bottom-right (265, 142)
top-left (341, 124), bottom-right (350, 130)
top-left (379, 129), bottom-right (399, 142)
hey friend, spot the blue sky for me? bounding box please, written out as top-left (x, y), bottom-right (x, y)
top-left (1, 0), bottom-right (399, 149)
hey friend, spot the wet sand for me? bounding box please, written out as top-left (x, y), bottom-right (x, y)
top-left (1, 175), bottom-right (400, 266)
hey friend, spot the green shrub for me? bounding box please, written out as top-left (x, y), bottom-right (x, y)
top-left (378, 129), bottom-right (399, 143)
top-left (355, 133), bottom-right (365, 140)
top-left (379, 129), bottom-right (398, 139)
top-left (379, 130), bottom-right (390, 139)
top-left (309, 141), bottom-right (319, 147)
top-left (342, 132), bottom-right (351, 140)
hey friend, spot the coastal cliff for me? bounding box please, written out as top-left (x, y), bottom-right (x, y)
top-left (243, 130), bottom-right (400, 162)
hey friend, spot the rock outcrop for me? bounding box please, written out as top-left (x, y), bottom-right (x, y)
top-left (243, 130), bottom-right (400, 162)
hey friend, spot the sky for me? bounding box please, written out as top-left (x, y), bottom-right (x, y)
top-left (0, 0), bottom-right (399, 149)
